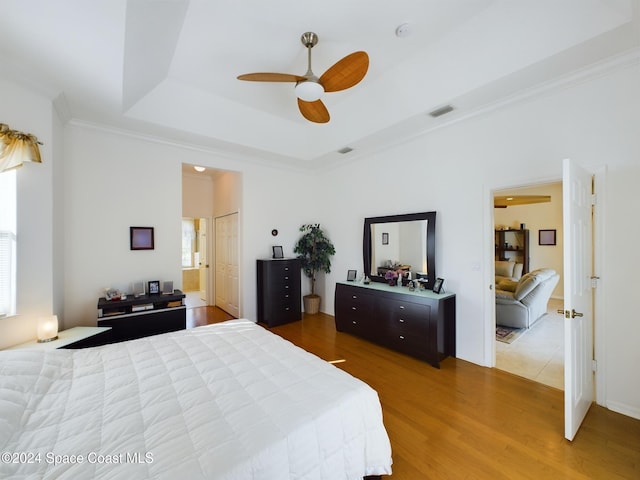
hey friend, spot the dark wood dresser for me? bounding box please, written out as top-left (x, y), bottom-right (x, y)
top-left (257, 258), bottom-right (302, 327)
top-left (335, 281), bottom-right (456, 368)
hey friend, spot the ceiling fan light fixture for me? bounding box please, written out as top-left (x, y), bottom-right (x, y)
top-left (295, 80), bottom-right (324, 102)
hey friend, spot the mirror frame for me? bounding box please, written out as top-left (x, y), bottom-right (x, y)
top-left (363, 211), bottom-right (437, 288)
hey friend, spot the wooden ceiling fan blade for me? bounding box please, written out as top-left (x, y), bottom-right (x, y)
top-left (237, 72), bottom-right (306, 82)
top-left (298, 98), bottom-right (330, 123)
top-left (319, 51), bottom-right (369, 92)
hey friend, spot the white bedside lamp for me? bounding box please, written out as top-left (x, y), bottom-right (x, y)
top-left (37, 315), bottom-right (59, 343)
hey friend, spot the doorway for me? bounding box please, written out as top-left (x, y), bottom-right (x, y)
top-left (181, 164), bottom-right (243, 315)
top-left (181, 217), bottom-right (208, 308)
top-left (493, 181), bottom-right (564, 389)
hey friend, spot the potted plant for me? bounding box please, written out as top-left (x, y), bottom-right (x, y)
top-left (293, 224), bottom-right (336, 314)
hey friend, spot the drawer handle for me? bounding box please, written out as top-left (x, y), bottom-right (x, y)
top-left (284, 276), bottom-right (289, 280)
top-left (284, 267), bottom-right (289, 271)
top-left (399, 318), bottom-right (405, 323)
top-left (285, 294), bottom-right (289, 298)
top-left (399, 335), bottom-right (405, 340)
top-left (351, 306), bottom-right (357, 311)
top-left (285, 307), bottom-right (290, 311)
top-left (285, 286), bottom-right (289, 289)
top-left (352, 295), bottom-right (357, 299)
top-left (399, 305), bottom-right (405, 310)
top-left (352, 320), bottom-right (357, 325)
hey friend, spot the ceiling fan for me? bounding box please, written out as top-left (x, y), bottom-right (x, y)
top-left (237, 32), bottom-right (369, 124)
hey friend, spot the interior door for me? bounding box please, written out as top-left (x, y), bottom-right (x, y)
top-left (562, 158), bottom-right (594, 441)
top-left (198, 218), bottom-right (208, 302)
top-left (215, 213), bottom-right (239, 317)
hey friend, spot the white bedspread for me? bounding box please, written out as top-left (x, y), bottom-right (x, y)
top-left (0, 319), bottom-right (392, 479)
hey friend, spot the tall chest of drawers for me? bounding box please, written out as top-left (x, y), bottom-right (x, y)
top-left (335, 281), bottom-right (456, 368)
top-left (257, 258), bottom-right (302, 327)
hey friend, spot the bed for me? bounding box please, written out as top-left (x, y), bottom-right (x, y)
top-left (0, 319), bottom-right (392, 479)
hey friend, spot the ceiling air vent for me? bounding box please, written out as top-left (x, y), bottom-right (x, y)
top-left (337, 147), bottom-right (354, 154)
top-left (428, 105), bottom-right (454, 118)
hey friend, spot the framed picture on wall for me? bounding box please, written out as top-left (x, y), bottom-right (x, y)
top-left (130, 227), bottom-right (154, 250)
top-left (539, 229), bottom-right (556, 246)
top-left (382, 232), bottom-right (389, 245)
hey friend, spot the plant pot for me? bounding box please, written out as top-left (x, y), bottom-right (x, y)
top-left (303, 294), bottom-right (321, 315)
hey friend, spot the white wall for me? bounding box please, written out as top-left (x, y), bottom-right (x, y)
top-left (319, 62), bottom-right (640, 419)
top-left (0, 79), bottom-right (61, 348)
top-left (182, 172), bottom-right (214, 218)
top-left (60, 123), bottom-right (313, 328)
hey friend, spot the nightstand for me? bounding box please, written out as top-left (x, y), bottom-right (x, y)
top-left (7, 326), bottom-right (113, 351)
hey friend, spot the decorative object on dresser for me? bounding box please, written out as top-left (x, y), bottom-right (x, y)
top-left (162, 280), bottom-right (173, 294)
top-left (293, 224), bottom-right (336, 314)
top-left (148, 280), bottom-right (160, 295)
top-left (347, 269), bottom-right (357, 281)
top-left (97, 290), bottom-right (186, 342)
top-left (335, 281), bottom-right (456, 368)
top-left (272, 245), bottom-right (284, 258)
top-left (257, 258), bottom-right (301, 326)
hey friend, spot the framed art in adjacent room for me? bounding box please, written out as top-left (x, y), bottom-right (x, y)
top-left (539, 229), bottom-right (557, 246)
top-left (382, 232), bottom-right (389, 245)
top-left (130, 226), bottom-right (154, 250)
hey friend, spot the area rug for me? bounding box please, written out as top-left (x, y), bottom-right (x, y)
top-left (496, 326), bottom-right (526, 344)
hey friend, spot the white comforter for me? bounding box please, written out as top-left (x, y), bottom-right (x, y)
top-left (0, 319), bottom-right (392, 479)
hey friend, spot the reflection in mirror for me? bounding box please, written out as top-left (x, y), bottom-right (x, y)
top-left (363, 212), bottom-right (436, 288)
top-left (371, 221), bottom-right (427, 276)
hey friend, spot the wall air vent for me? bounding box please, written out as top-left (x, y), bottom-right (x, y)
top-left (428, 105), bottom-right (454, 118)
top-left (337, 147), bottom-right (354, 154)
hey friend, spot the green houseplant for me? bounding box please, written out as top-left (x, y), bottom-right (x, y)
top-left (293, 224), bottom-right (336, 314)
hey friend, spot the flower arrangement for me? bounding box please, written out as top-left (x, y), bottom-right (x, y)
top-left (385, 269), bottom-right (405, 286)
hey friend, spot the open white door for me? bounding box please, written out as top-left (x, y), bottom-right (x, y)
top-left (215, 213), bottom-right (240, 317)
top-left (198, 218), bottom-right (209, 302)
top-left (562, 158), bottom-right (594, 441)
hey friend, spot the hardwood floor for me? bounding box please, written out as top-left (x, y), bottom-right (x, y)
top-left (189, 308), bottom-right (640, 479)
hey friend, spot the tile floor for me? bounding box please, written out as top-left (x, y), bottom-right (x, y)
top-left (496, 298), bottom-right (564, 390)
top-left (184, 290), bottom-right (206, 308)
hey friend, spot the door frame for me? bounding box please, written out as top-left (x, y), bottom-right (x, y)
top-left (200, 216), bottom-right (213, 305)
top-left (484, 168), bottom-right (606, 407)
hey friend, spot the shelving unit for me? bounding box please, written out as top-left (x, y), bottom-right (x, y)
top-left (495, 229), bottom-right (529, 274)
top-left (97, 290), bottom-right (186, 342)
